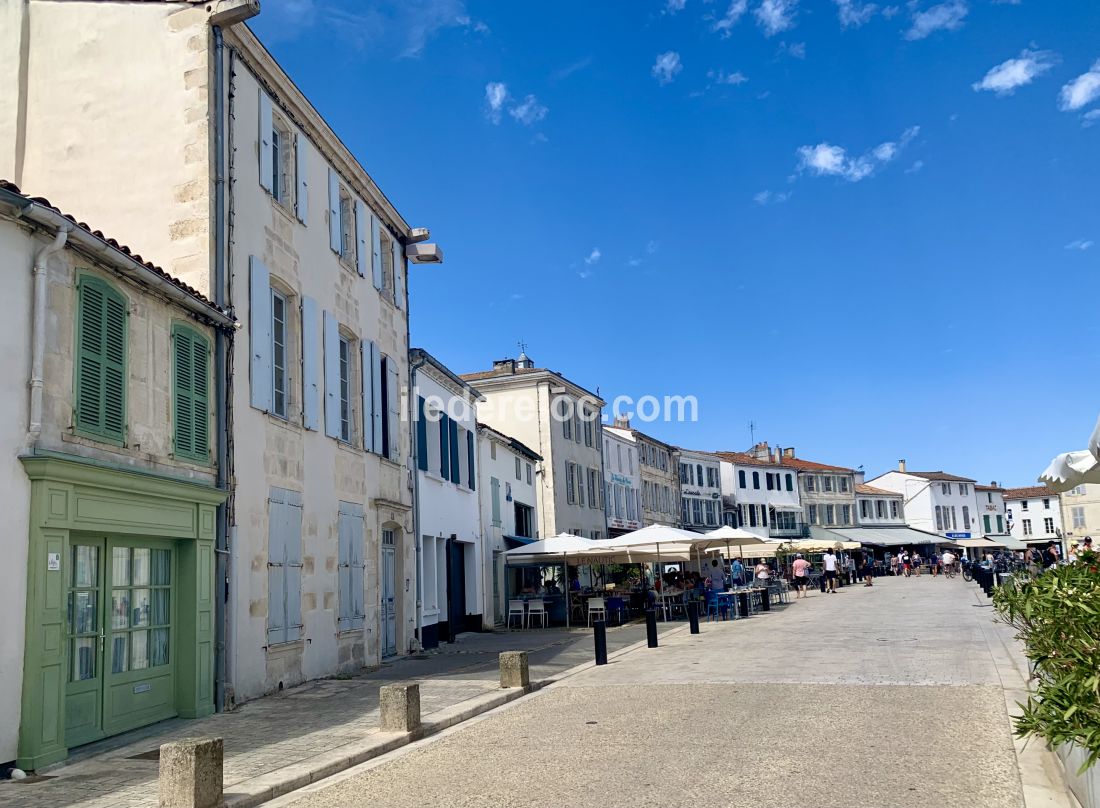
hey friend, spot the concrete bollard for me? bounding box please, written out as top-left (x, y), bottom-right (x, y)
top-left (499, 651), bottom-right (530, 689)
top-left (158, 737), bottom-right (223, 808)
top-left (379, 683), bottom-right (421, 733)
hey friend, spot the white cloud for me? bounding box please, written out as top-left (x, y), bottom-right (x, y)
top-left (584, 248), bottom-right (602, 265)
top-left (551, 56), bottom-right (593, 82)
top-left (778, 41), bottom-right (806, 59)
top-left (1065, 239), bottom-right (1094, 251)
top-left (973, 49), bottom-right (1057, 96)
top-left (652, 51), bottom-right (683, 85)
top-left (796, 125), bottom-right (919, 182)
top-left (708, 69), bottom-right (749, 85)
top-left (1059, 60), bottom-right (1100, 111)
top-left (1083, 109), bottom-right (1100, 128)
top-left (755, 0), bottom-right (798, 36)
top-left (664, 0), bottom-right (688, 13)
top-left (576, 269), bottom-right (593, 280)
top-left (646, 240), bottom-right (660, 254)
top-left (509, 94), bottom-right (548, 126)
top-left (834, 0), bottom-right (878, 27)
top-left (905, 0), bottom-right (968, 41)
top-left (905, 159), bottom-right (925, 173)
top-left (754, 189), bottom-right (793, 205)
top-left (710, 0), bottom-right (748, 37)
top-left (485, 82), bottom-right (508, 124)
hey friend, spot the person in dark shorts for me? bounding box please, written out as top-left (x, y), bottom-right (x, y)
top-left (822, 549), bottom-right (839, 593)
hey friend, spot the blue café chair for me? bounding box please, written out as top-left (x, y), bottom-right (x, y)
top-left (606, 596), bottom-right (628, 626)
top-left (705, 590), bottom-right (728, 622)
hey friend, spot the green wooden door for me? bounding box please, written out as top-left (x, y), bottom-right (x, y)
top-left (65, 540), bottom-right (106, 747)
top-left (64, 538), bottom-right (177, 748)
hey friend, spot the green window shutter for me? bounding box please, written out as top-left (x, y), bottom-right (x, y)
top-left (173, 324), bottom-right (211, 462)
top-left (75, 276), bottom-right (127, 443)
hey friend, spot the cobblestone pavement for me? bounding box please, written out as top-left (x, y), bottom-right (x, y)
top-left (0, 621), bottom-right (671, 808)
top-left (272, 578), bottom-right (1074, 808)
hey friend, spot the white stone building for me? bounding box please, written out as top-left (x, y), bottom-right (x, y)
top-left (476, 424), bottom-right (540, 626)
top-left (678, 449), bottom-right (722, 532)
top-left (410, 350), bottom-right (483, 648)
top-left (606, 419), bottom-right (679, 528)
top-left (461, 354), bottom-right (606, 540)
top-left (2, 2), bottom-right (439, 709)
top-left (867, 464), bottom-right (980, 539)
top-left (1060, 483), bottom-right (1100, 547)
top-left (716, 451), bottom-right (803, 538)
top-left (975, 484), bottom-right (1009, 538)
top-left (856, 484), bottom-right (906, 526)
top-left (1004, 485), bottom-right (1063, 548)
top-left (602, 426), bottom-right (643, 537)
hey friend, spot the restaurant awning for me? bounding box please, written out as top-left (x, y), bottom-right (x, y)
top-left (819, 525), bottom-right (947, 547)
top-left (952, 537), bottom-right (1006, 549)
top-left (770, 503), bottom-right (803, 512)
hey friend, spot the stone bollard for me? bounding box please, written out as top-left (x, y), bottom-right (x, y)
top-left (499, 651), bottom-right (530, 689)
top-left (379, 683), bottom-right (421, 733)
top-left (158, 737), bottom-right (223, 808)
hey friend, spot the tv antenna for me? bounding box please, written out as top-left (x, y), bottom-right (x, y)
top-left (749, 420), bottom-right (756, 446)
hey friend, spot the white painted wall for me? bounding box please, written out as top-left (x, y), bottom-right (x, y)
top-left (1006, 494), bottom-right (1062, 542)
top-left (720, 460), bottom-right (801, 537)
top-left (870, 472), bottom-right (980, 538)
top-left (976, 489), bottom-right (1009, 536)
top-left (679, 450), bottom-right (722, 531)
top-left (856, 494), bottom-right (906, 525)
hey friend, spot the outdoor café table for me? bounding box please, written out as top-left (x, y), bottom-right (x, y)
top-left (733, 588), bottom-right (751, 618)
top-left (754, 584), bottom-right (771, 612)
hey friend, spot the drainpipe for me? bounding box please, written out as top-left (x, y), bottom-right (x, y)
top-left (409, 347), bottom-right (426, 651)
top-left (29, 225), bottom-right (69, 444)
top-left (212, 24), bottom-right (231, 712)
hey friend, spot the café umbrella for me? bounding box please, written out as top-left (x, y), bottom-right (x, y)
top-left (503, 533), bottom-right (600, 628)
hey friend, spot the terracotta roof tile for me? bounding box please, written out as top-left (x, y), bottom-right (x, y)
top-left (856, 483), bottom-right (901, 496)
top-left (905, 471), bottom-right (977, 483)
top-left (0, 180), bottom-right (225, 315)
top-left (460, 367), bottom-right (544, 382)
top-left (776, 456), bottom-right (855, 473)
top-left (1002, 485), bottom-right (1057, 500)
top-left (714, 451), bottom-right (796, 469)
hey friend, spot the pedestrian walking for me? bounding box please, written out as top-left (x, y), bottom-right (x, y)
top-left (822, 548), bottom-right (839, 593)
top-left (791, 553), bottom-right (811, 599)
top-left (930, 552), bottom-right (940, 577)
top-left (890, 555), bottom-right (898, 576)
top-left (731, 558), bottom-right (745, 586)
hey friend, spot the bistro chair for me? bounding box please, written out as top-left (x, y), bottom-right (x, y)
top-left (507, 599), bottom-right (526, 630)
top-left (527, 599), bottom-right (549, 628)
top-left (587, 596), bottom-right (607, 626)
top-left (606, 596), bottom-right (628, 626)
top-left (705, 590), bottom-right (727, 622)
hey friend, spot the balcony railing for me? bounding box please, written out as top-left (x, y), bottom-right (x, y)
top-left (769, 522), bottom-right (811, 538)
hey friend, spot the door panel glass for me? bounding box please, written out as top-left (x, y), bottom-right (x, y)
top-left (151, 589), bottom-right (170, 625)
top-left (69, 544), bottom-right (101, 682)
top-left (151, 627), bottom-right (170, 667)
top-left (74, 546), bottom-right (98, 588)
top-left (72, 637), bottom-right (97, 681)
top-left (111, 591), bottom-right (131, 630)
top-left (71, 590), bottom-right (97, 634)
top-left (132, 548), bottom-right (151, 586)
top-left (131, 588), bottom-right (151, 627)
top-left (151, 549), bottom-right (170, 586)
top-left (112, 547), bottom-right (131, 586)
top-left (108, 544), bottom-right (172, 673)
top-left (111, 634), bottom-right (129, 674)
top-left (130, 629), bottom-right (150, 670)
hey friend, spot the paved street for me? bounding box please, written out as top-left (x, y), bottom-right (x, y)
top-left (0, 621), bottom-right (673, 808)
top-left (271, 578), bottom-right (1073, 808)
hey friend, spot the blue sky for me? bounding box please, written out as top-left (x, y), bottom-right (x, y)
top-left (252, 0), bottom-right (1099, 486)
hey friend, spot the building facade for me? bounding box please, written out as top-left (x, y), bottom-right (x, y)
top-left (1060, 484), bottom-right (1098, 546)
top-left (975, 484), bottom-right (1009, 537)
top-left (716, 451), bottom-right (803, 538)
top-left (607, 420), bottom-right (679, 528)
top-left (3, 2), bottom-right (432, 715)
top-left (476, 424), bottom-right (540, 626)
top-left (755, 444), bottom-right (858, 529)
top-left (0, 185), bottom-right (233, 768)
top-left (868, 464), bottom-right (980, 539)
top-left (855, 484), bottom-right (906, 526)
top-left (678, 449), bottom-right (722, 532)
top-left (1004, 485), bottom-right (1063, 547)
top-left (602, 425), bottom-right (643, 536)
top-left (461, 354), bottom-right (606, 540)
top-left (411, 350), bottom-right (482, 648)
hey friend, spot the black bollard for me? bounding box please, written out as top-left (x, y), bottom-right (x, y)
top-left (645, 609), bottom-right (659, 648)
top-left (687, 600), bottom-right (700, 634)
top-left (738, 590), bottom-right (751, 618)
top-left (820, 576), bottom-right (827, 593)
top-left (593, 619), bottom-right (608, 665)
top-left (760, 586), bottom-right (771, 612)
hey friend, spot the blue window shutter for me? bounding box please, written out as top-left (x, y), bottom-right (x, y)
top-left (371, 214), bottom-right (383, 290)
top-left (322, 310), bottom-right (340, 439)
top-left (267, 492), bottom-right (287, 645)
top-left (327, 168), bottom-right (340, 253)
top-left (361, 342), bottom-right (373, 452)
top-left (417, 396), bottom-right (429, 471)
top-left (386, 359), bottom-right (400, 461)
top-left (467, 430), bottom-right (475, 490)
top-left (439, 413), bottom-right (450, 480)
top-left (295, 133), bottom-right (308, 223)
top-left (392, 237), bottom-right (404, 309)
top-left (301, 296), bottom-right (319, 430)
top-left (337, 510), bottom-right (351, 627)
top-left (249, 256), bottom-right (273, 412)
top-left (354, 199), bottom-right (368, 277)
top-left (370, 342), bottom-right (383, 453)
top-left (349, 513), bottom-right (364, 629)
top-left (258, 89), bottom-right (273, 193)
top-left (449, 419), bottom-right (460, 482)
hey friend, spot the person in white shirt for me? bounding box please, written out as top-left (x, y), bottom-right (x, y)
top-left (822, 550), bottom-right (839, 593)
top-left (941, 550), bottom-right (957, 577)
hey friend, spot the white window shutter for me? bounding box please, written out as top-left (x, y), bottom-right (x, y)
top-left (370, 214), bottom-right (383, 290)
top-left (322, 310), bottom-right (340, 439)
top-left (360, 341), bottom-right (374, 453)
top-left (370, 342), bottom-right (383, 453)
top-left (387, 359), bottom-right (400, 461)
top-left (294, 134), bottom-right (308, 223)
top-left (355, 199), bottom-right (368, 277)
top-left (327, 168), bottom-right (340, 253)
top-left (249, 256), bottom-right (273, 412)
top-left (392, 237), bottom-right (404, 309)
top-left (300, 296), bottom-right (320, 430)
top-left (259, 90), bottom-right (273, 193)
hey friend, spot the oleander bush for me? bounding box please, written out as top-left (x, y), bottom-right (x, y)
top-left (994, 550), bottom-right (1100, 771)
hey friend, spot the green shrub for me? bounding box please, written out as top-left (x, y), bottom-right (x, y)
top-left (994, 550), bottom-right (1100, 771)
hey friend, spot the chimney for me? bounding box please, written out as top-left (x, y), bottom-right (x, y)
top-left (854, 470), bottom-right (866, 485)
top-left (750, 441), bottom-right (770, 461)
top-left (783, 447), bottom-right (795, 459)
top-left (990, 480), bottom-right (998, 488)
top-left (491, 358), bottom-right (517, 375)
top-left (898, 459), bottom-right (906, 473)
top-left (516, 350), bottom-right (534, 369)
top-left (614, 415), bottom-right (631, 429)
top-left (773, 449), bottom-right (781, 464)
